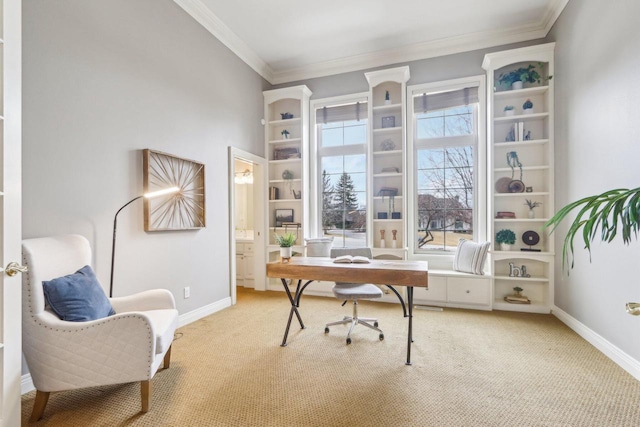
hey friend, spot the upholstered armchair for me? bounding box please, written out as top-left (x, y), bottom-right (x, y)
top-left (22, 234), bottom-right (179, 421)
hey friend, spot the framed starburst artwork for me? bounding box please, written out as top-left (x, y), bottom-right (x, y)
top-left (143, 149), bottom-right (206, 231)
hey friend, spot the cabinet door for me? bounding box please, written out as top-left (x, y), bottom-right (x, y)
top-left (413, 276), bottom-right (447, 303)
top-left (245, 254), bottom-right (255, 279)
top-left (236, 254), bottom-right (244, 279)
top-left (447, 278), bottom-right (491, 305)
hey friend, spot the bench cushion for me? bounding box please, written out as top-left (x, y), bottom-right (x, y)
top-left (453, 239), bottom-right (490, 275)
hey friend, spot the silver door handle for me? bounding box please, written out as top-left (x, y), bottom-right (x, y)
top-left (5, 262), bottom-right (28, 277)
top-left (626, 302), bottom-right (640, 316)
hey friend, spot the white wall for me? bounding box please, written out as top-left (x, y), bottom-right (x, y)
top-left (547, 0), bottom-right (640, 360)
top-left (276, 2), bottom-right (640, 366)
top-left (22, 0), bottom-right (268, 316)
top-left (21, 0), bottom-right (640, 380)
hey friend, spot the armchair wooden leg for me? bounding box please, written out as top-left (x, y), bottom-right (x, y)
top-left (30, 390), bottom-right (50, 422)
top-left (141, 381), bottom-right (150, 413)
top-left (163, 344), bottom-right (172, 369)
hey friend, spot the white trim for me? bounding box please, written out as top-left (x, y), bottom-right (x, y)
top-left (270, 26), bottom-right (546, 85)
top-left (21, 374), bottom-right (34, 395)
top-left (309, 92), bottom-right (369, 239)
top-left (553, 306), bottom-right (640, 381)
top-left (175, 1), bottom-right (569, 85)
top-left (172, 0), bottom-right (273, 82)
top-left (228, 147), bottom-right (268, 306)
top-left (542, 0), bottom-right (571, 34)
top-left (406, 75), bottom-right (487, 258)
top-left (179, 297), bottom-right (232, 327)
top-left (26, 299), bottom-right (638, 395)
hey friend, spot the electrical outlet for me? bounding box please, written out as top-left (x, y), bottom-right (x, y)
top-left (184, 287), bottom-right (190, 299)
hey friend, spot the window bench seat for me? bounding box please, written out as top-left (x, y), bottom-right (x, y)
top-left (413, 269), bottom-right (492, 310)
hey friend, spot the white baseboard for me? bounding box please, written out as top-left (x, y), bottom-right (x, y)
top-left (22, 373), bottom-right (34, 395)
top-left (21, 297), bottom-right (233, 396)
top-left (178, 297), bottom-right (231, 327)
top-left (26, 300), bottom-right (636, 395)
top-left (553, 305), bottom-right (640, 380)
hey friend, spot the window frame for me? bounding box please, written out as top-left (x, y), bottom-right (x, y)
top-left (407, 76), bottom-right (487, 263)
top-left (309, 93), bottom-right (370, 246)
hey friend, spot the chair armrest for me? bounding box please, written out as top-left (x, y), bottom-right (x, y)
top-left (24, 312), bottom-right (159, 391)
top-left (110, 289), bottom-right (176, 313)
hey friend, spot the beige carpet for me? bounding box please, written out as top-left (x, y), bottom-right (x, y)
top-left (22, 288), bottom-right (640, 426)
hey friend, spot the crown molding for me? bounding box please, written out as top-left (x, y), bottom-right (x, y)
top-left (542, 0), bottom-right (571, 33)
top-left (270, 24), bottom-right (548, 85)
top-left (173, 0), bottom-right (274, 83)
top-left (176, 0), bottom-right (570, 86)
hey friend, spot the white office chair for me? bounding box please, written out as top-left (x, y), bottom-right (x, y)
top-left (325, 247), bottom-right (384, 344)
top-left (22, 234), bottom-right (179, 421)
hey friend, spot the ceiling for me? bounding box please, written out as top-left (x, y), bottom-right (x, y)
top-left (174, 0), bottom-right (569, 85)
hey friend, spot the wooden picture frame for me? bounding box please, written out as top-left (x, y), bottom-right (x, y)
top-left (275, 209), bottom-right (293, 227)
top-left (143, 149), bottom-right (206, 231)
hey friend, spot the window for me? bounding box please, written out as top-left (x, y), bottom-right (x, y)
top-left (313, 97), bottom-right (368, 247)
top-left (408, 79), bottom-right (485, 254)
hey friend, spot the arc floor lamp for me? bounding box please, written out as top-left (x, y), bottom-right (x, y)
top-left (109, 186), bottom-right (180, 297)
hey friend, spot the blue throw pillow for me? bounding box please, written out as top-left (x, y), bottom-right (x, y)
top-left (42, 265), bottom-right (115, 322)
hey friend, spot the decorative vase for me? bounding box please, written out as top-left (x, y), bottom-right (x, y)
top-left (380, 230), bottom-right (386, 248)
top-left (528, 209), bottom-right (535, 219)
top-left (500, 243), bottom-right (512, 251)
top-left (512, 81), bottom-right (523, 90)
top-left (280, 247), bottom-right (292, 262)
top-left (523, 108), bottom-right (533, 115)
top-left (391, 229), bottom-right (397, 248)
top-left (505, 110), bottom-right (515, 117)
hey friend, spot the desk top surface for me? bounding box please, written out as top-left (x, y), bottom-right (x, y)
top-left (266, 257), bottom-right (428, 287)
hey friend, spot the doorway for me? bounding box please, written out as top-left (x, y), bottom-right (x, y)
top-left (228, 147), bottom-right (267, 305)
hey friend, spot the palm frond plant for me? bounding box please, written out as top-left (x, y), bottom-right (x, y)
top-left (544, 187), bottom-right (640, 271)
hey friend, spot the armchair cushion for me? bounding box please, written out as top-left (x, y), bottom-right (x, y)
top-left (144, 309), bottom-right (180, 354)
top-left (43, 265), bottom-right (115, 321)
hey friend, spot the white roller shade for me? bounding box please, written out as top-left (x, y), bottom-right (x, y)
top-left (413, 87), bottom-right (478, 113)
top-left (316, 101), bottom-right (368, 124)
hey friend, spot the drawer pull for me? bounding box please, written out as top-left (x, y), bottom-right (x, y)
top-left (466, 290), bottom-right (470, 294)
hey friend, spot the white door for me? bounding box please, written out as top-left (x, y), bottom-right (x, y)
top-left (1, 0), bottom-right (23, 425)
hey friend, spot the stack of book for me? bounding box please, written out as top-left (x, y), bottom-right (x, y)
top-left (269, 187), bottom-right (279, 200)
top-left (504, 294), bottom-right (531, 304)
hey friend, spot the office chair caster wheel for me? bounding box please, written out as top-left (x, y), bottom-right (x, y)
top-left (379, 333), bottom-right (384, 341)
top-left (324, 327), bottom-right (330, 334)
top-left (374, 321), bottom-right (379, 327)
top-left (346, 337), bottom-right (352, 345)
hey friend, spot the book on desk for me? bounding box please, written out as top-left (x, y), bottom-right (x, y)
top-left (333, 255), bottom-right (370, 264)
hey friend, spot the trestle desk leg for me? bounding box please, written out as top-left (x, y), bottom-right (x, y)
top-left (406, 286), bottom-right (414, 366)
top-left (281, 278), bottom-right (305, 347)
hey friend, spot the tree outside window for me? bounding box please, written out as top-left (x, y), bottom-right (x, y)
top-left (315, 100), bottom-right (368, 248)
top-left (415, 104), bottom-right (476, 251)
